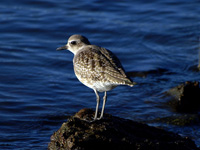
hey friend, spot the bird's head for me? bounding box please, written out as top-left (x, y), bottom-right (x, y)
top-left (56, 34), bottom-right (91, 54)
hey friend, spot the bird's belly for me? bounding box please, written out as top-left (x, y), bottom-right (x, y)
top-left (76, 76), bottom-right (117, 92)
top-left (92, 81), bottom-right (117, 92)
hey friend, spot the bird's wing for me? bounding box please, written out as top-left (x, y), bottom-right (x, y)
top-left (99, 47), bottom-right (135, 86)
top-left (73, 45), bottom-right (135, 86)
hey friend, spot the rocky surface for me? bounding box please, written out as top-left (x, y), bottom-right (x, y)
top-left (150, 114), bottom-right (200, 126)
top-left (166, 81), bottom-right (200, 113)
top-left (127, 68), bottom-right (168, 78)
top-left (48, 108), bottom-right (199, 150)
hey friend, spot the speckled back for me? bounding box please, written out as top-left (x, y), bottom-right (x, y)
top-left (73, 45), bottom-right (134, 90)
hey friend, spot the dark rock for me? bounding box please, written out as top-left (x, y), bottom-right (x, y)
top-left (186, 64), bottom-right (200, 72)
top-left (127, 68), bottom-right (169, 78)
top-left (150, 114), bottom-right (200, 126)
top-left (166, 81), bottom-right (200, 113)
top-left (48, 108), bottom-right (199, 150)
top-left (198, 64), bottom-right (200, 71)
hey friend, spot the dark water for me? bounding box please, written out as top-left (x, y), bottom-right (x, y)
top-left (1, 0), bottom-right (200, 149)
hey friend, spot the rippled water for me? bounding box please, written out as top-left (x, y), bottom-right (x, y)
top-left (0, 0), bottom-right (200, 149)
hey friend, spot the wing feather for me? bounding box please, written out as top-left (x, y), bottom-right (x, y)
top-left (73, 45), bottom-right (135, 86)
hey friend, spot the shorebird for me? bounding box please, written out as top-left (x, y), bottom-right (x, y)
top-left (57, 34), bottom-right (136, 121)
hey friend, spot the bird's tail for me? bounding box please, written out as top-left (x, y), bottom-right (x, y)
top-left (126, 81), bottom-right (137, 87)
top-left (124, 77), bottom-right (137, 87)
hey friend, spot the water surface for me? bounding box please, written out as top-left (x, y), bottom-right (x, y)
top-left (0, 0), bottom-right (200, 149)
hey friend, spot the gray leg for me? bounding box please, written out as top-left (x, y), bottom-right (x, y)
top-left (99, 91), bottom-right (107, 120)
top-left (94, 89), bottom-right (100, 121)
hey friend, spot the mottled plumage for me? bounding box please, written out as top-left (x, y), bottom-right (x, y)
top-left (57, 34), bottom-right (136, 121)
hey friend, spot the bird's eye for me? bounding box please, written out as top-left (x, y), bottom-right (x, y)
top-left (70, 41), bottom-right (76, 45)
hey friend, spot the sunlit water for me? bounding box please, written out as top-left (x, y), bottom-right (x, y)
top-left (0, 0), bottom-right (200, 149)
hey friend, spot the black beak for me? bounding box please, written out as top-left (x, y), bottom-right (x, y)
top-left (56, 45), bottom-right (68, 51)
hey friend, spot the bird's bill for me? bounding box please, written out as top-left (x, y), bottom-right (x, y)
top-left (56, 45), bottom-right (68, 51)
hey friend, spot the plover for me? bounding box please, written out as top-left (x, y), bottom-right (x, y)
top-left (57, 34), bottom-right (136, 121)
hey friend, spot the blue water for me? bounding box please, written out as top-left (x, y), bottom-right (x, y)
top-left (0, 0), bottom-right (200, 149)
